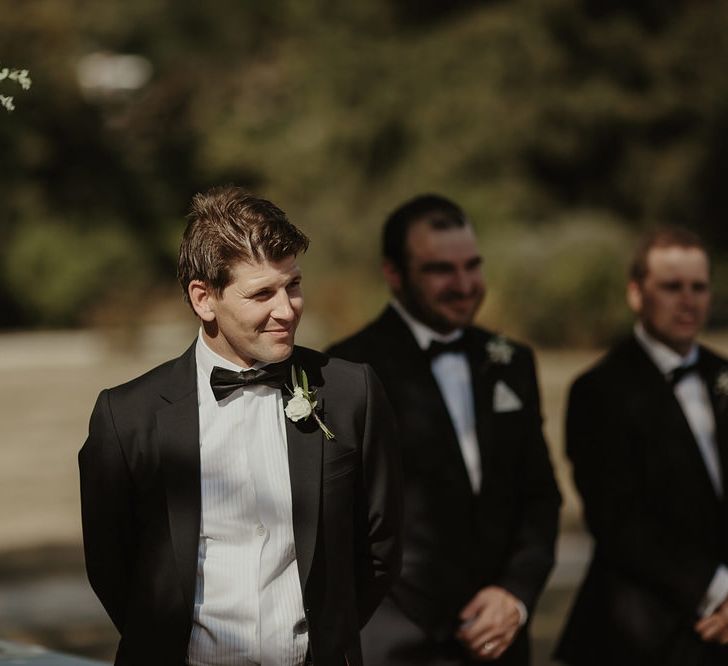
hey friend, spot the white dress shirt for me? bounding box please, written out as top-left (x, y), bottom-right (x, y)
top-left (633, 323), bottom-right (728, 616)
top-left (391, 301), bottom-right (528, 625)
top-left (391, 300), bottom-right (482, 493)
top-left (187, 332), bottom-right (308, 666)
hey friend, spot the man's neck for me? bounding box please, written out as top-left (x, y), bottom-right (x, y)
top-left (633, 322), bottom-right (698, 374)
top-left (197, 328), bottom-right (262, 372)
top-left (390, 300), bottom-right (462, 351)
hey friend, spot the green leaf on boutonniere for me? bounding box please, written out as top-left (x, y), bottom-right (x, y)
top-left (285, 365), bottom-right (335, 440)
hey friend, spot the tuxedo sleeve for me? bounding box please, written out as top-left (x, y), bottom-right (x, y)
top-left (354, 364), bottom-right (403, 627)
top-left (567, 372), bottom-right (717, 613)
top-left (79, 389), bottom-right (136, 633)
top-left (497, 349), bottom-right (561, 613)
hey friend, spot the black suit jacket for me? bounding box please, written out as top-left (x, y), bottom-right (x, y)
top-left (79, 342), bottom-right (402, 666)
top-left (328, 307), bottom-right (561, 665)
top-left (555, 335), bottom-right (728, 666)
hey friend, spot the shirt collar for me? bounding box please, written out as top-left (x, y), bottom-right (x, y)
top-left (390, 299), bottom-right (463, 352)
top-left (633, 322), bottom-right (699, 375)
top-left (195, 328), bottom-right (266, 378)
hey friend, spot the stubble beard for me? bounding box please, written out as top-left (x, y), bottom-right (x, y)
top-left (398, 281), bottom-right (480, 334)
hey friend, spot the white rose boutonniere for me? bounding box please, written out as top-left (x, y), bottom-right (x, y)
top-left (285, 386), bottom-right (312, 421)
top-left (486, 336), bottom-right (514, 365)
top-left (716, 369), bottom-right (728, 399)
top-left (285, 366), bottom-right (335, 440)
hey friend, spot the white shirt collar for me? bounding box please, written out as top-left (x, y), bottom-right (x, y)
top-left (196, 328), bottom-right (266, 378)
top-left (390, 299), bottom-right (463, 352)
top-left (633, 322), bottom-right (699, 375)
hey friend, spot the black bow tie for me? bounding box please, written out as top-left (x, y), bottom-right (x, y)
top-left (667, 361), bottom-right (701, 388)
top-left (425, 337), bottom-right (467, 360)
top-left (210, 363), bottom-right (288, 401)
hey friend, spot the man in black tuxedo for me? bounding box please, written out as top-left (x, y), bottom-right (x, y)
top-left (555, 227), bottom-right (728, 666)
top-left (79, 186), bottom-right (401, 666)
top-left (328, 194), bottom-right (560, 665)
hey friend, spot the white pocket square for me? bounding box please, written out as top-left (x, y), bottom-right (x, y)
top-left (493, 381), bottom-right (523, 412)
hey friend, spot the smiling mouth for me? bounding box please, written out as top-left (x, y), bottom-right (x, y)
top-left (266, 329), bottom-right (294, 336)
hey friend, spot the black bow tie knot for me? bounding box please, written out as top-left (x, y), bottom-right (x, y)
top-left (210, 363), bottom-right (288, 401)
top-left (667, 361), bottom-right (701, 388)
top-left (425, 337), bottom-right (467, 360)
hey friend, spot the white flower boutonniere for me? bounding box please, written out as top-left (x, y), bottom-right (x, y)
top-left (486, 336), bottom-right (514, 365)
top-left (285, 366), bottom-right (335, 440)
top-left (716, 369), bottom-right (728, 399)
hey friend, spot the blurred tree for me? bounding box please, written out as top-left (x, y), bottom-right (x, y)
top-left (1, 0), bottom-right (726, 340)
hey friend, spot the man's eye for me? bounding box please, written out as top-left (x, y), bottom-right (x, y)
top-left (465, 258), bottom-right (483, 271)
top-left (421, 265), bottom-right (454, 275)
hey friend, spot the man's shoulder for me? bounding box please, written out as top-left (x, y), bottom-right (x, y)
top-left (104, 342), bottom-right (196, 404)
top-left (294, 345), bottom-right (372, 384)
top-left (467, 326), bottom-right (533, 356)
top-left (465, 326), bottom-right (538, 379)
top-left (569, 335), bottom-right (639, 396)
top-left (326, 308), bottom-right (398, 363)
top-left (295, 346), bottom-right (381, 412)
top-left (700, 341), bottom-right (728, 367)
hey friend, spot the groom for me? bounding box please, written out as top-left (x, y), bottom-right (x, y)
top-left (79, 186), bottom-right (402, 666)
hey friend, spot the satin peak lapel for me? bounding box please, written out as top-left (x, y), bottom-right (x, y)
top-left (156, 346), bottom-right (201, 616)
top-left (467, 333), bottom-right (498, 490)
top-left (284, 378), bottom-right (323, 594)
top-left (705, 359), bottom-right (728, 487)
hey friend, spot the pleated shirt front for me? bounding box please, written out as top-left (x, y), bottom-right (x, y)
top-left (187, 333), bottom-right (308, 666)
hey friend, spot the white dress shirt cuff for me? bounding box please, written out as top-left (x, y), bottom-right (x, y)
top-left (699, 565), bottom-right (728, 617)
top-left (515, 599), bottom-right (528, 627)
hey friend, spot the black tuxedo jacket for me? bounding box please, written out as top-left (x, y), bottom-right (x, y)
top-left (555, 335), bottom-right (728, 666)
top-left (328, 307), bottom-right (560, 665)
top-left (79, 342), bottom-right (402, 666)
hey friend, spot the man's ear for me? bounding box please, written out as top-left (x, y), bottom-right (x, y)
top-left (382, 260), bottom-right (403, 292)
top-left (626, 280), bottom-right (643, 315)
top-left (188, 280), bottom-right (216, 322)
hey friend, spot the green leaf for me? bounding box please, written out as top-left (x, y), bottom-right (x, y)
top-left (291, 365), bottom-right (298, 388)
top-left (302, 368), bottom-right (309, 393)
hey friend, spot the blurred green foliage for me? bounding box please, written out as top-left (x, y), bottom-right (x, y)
top-left (483, 216), bottom-right (634, 346)
top-left (4, 221), bottom-right (150, 325)
top-left (1, 0), bottom-right (727, 344)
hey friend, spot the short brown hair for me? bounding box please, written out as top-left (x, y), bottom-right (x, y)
top-left (177, 186), bottom-right (309, 302)
top-left (382, 194), bottom-right (468, 272)
top-left (629, 226), bottom-right (708, 284)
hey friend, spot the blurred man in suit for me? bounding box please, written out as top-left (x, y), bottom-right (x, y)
top-left (556, 227), bottom-right (728, 666)
top-left (328, 194), bottom-right (560, 665)
top-left (79, 186), bottom-right (401, 666)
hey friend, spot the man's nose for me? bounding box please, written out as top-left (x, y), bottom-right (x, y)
top-left (678, 285), bottom-right (701, 308)
top-left (452, 269), bottom-right (480, 295)
top-left (452, 270), bottom-right (472, 294)
top-left (271, 290), bottom-right (295, 320)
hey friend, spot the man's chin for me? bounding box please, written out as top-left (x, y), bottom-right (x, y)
top-left (440, 310), bottom-right (475, 330)
top-left (261, 342), bottom-right (295, 364)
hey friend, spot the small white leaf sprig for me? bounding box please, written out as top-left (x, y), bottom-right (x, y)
top-left (285, 366), bottom-right (335, 440)
top-left (0, 66), bottom-right (32, 113)
top-left (716, 369), bottom-right (728, 399)
top-left (486, 336), bottom-right (514, 364)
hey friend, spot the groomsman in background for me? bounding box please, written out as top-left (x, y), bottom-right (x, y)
top-left (329, 194), bottom-right (560, 665)
top-left (556, 227), bottom-right (728, 666)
